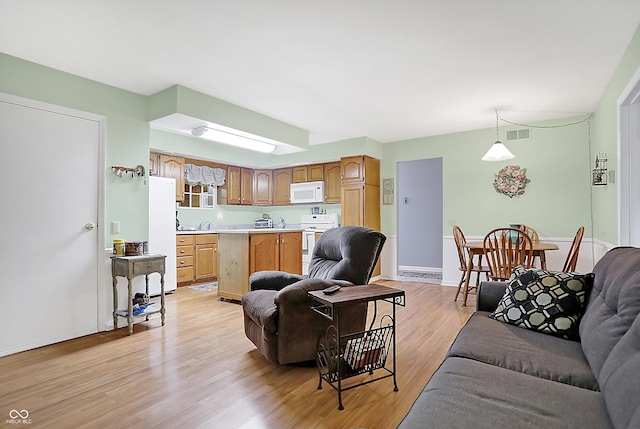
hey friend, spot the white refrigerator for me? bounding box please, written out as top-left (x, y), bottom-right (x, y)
top-left (148, 176), bottom-right (177, 295)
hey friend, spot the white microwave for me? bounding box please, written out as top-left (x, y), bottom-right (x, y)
top-left (290, 181), bottom-right (325, 204)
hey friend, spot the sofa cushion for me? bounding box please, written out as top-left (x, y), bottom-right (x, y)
top-left (448, 311), bottom-right (599, 390)
top-left (490, 266), bottom-right (593, 339)
top-left (579, 247), bottom-right (640, 383)
top-left (397, 357), bottom-right (613, 429)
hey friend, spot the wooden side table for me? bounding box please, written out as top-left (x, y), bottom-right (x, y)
top-left (309, 284), bottom-right (406, 410)
top-left (110, 254), bottom-right (166, 335)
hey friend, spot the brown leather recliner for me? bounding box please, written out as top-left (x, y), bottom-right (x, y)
top-left (241, 226), bottom-right (386, 364)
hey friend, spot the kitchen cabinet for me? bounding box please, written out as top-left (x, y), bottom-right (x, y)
top-left (217, 230), bottom-right (302, 301)
top-left (341, 184), bottom-right (380, 228)
top-left (176, 233), bottom-right (218, 284)
top-left (273, 168), bottom-right (293, 205)
top-left (340, 155), bottom-right (380, 186)
top-left (176, 234), bottom-right (195, 284)
top-left (293, 166), bottom-right (308, 183)
top-left (195, 234), bottom-right (218, 280)
top-left (227, 166), bottom-right (254, 205)
top-left (308, 164), bottom-right (324, 181)
top-left (324, 161), bottom-right (342, 203)
top-left (250, 232), bottom-right (302, 274)
top-left (253, 169), bottom-right (273, 205)
top-left (340, 155), bottom-right (381, 276)
top-left (159, 154), bottom-right (186, 201)
top-left (293, 164), bottom-right (324, 183)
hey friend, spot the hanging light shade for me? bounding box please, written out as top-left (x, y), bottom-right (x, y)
top-left (482, 110), bottom-right (515, 161)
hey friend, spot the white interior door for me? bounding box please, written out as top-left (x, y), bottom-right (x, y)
top-left (0, 95), bottom-right (102, 356)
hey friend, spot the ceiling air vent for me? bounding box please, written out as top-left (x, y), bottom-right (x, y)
top-left (506, 129), bottom-right (530, 141)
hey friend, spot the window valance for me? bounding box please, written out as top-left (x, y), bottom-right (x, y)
top-left (184, 164), bottom-right (226, 186)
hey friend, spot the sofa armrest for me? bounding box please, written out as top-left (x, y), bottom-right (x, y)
top-left (476, 281), bottom-right (507, 312)
top-left (249, 270), bottom-right (305, 291)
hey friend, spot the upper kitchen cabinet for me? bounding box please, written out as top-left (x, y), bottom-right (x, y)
top-left (273, 168), bottom-right (293, 205)
top-left (254, 169), bottom-right (273, 205)
top-left (159, 154), bottom-right (186, 201)
top-left (227, 165), bottom-right (254, 205)
top-left (324, 161), bottom-right (341, 203)
top-left (293, 164), bottom-right (324, 183)
top-left (340, 155), bottom-right (380, 186)
top-left (292, 166), bottom-right (308, 183)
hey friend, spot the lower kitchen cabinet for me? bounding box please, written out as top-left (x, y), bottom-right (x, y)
top-left (176, 234), bottom-right (195, 284)
top-left (176, 233), bottom-right (218, 285)
top-left (217, 230), bottom-right (302, 301)
top-left (250, 232), bottom-right (302, 274)
top-left (195, 234), bottom-right (218, 280)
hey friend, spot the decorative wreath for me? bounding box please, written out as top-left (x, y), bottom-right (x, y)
top-left (493, 165), bottom-right (531, 198)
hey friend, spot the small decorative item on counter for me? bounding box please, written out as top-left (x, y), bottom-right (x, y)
top-left (113, 239), bottom-right (125, 256)
top-left (125, 241), bottom-right (144, 256)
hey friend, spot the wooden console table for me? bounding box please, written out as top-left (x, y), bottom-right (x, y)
top-left (110, 254), bottom-right (166, 335)
top-left (309, 284), bottom-right (406, 410)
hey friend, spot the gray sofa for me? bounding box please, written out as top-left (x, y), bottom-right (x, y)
top-left (398, 246), bottom-right (640, 429)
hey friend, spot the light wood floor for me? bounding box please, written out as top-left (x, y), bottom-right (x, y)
top-left (0, 281), bottom-right (474, 429)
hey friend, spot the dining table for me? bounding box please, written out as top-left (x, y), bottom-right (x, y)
top-left (460, 240), bottom-right (559, 306)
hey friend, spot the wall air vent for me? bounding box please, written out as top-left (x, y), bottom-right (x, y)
top-left (506, 129), bottom-right (530, 141)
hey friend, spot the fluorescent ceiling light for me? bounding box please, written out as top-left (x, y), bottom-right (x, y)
top-left (482, 141), bottom-right (515, 161)
top-left (191, 126), bottom-right (277, 153)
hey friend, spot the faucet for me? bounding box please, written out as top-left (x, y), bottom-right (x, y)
top-left (198, 221), bottom-right (212, 231)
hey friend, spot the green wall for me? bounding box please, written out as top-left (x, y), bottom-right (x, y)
top-left (590, 23), bottom-right (640, 244)
top-left (381, 117), bottom-right (593, 238)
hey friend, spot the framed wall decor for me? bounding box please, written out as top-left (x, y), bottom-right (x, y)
top-left (383, 178), bottom-right (394, 205)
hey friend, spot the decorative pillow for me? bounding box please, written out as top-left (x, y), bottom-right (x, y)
top-left (489, 266), bottom-right (594, 339)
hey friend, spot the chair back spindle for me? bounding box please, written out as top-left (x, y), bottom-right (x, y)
top-left (483, 227), bottom-right (534, 281)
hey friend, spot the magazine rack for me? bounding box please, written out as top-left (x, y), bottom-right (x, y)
top-left (308, 284), bottom-right (406, 410)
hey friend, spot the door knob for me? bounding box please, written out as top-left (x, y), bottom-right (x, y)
top-left (85, 223), bottom-right (96, 230)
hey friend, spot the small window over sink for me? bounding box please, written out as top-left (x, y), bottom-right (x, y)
top-left (179, 184), bottom-right (217, 209)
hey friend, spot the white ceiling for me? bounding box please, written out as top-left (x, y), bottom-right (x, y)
top-left (1, 0), bottom-right (640, 146)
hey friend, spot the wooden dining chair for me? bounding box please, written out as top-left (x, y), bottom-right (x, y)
top-left (519, 224), bottom-right (541, 267)
top-left (483, 227), bottom-right (534, 281)
top-left (453, 225), bottom-right (490, 302)
top-left (562, 226), bottom-right (585, 272)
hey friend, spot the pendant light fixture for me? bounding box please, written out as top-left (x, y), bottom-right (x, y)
top-left (482, 110), bottom-right (515, 161)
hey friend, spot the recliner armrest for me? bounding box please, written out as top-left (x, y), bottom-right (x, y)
top-left (249, 271), bottom-right (305, 291)
top-left (274, 278), bottom-right (354, 306)
top-left (477, 281), bottom-right (508, 312)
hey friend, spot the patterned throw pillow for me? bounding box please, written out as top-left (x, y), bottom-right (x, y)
top-left (490, 266), bottom-right (594, 339)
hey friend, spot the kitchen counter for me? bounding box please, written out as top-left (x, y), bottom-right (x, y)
top-left (177, 228), bottom-right (304, 234)
top-left (216, 228), bottom-right (304, 234)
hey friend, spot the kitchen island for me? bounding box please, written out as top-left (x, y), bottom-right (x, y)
top-left (217, 229), bottom-right (303, 301)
